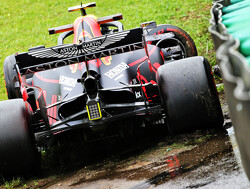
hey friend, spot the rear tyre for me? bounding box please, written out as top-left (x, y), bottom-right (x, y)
top-left (0, 99), bottom-right (39, 178)
top-left (3, 55), bottom-right (21, 99)
top-left (156, 56), bottom-right (224, 135)
top-left (149, 24), bottom-right (198, 59)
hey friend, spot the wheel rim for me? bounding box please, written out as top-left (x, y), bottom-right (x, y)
top-left (156, 38), bottom-right (187, 60)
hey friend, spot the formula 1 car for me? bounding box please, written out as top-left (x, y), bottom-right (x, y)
top-left (0, 2), bottom-right (224, 178)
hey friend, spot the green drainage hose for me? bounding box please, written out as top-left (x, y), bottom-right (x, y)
top-left (222, 6), bottom-right (250, 20)
top-left (246, 57), bottom-right (250, 67)
top-left (230, 0), bottom-right (248, 5)
top-left (227, 26), bottom-right (250, 42)
top-left (240, 40), bottom-right (250, 57)
top-left (221, 0), bottom-right (250, 65)
top-left (223, 0), bottom-right (250, 14)
top-left (222, 16), bottom-right (250, 28)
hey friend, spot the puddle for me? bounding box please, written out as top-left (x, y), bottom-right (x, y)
top-left (44, 128), bottom-right (236, 189)
top-left (6, 125), bottom-right (247, 189)
top-left (130, 129), bottom-right (233, 188)
top-left (152, 127), bottom-right (250, 189)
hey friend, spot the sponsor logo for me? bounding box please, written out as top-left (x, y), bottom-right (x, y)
top-left (59, 76), bottom-right (77, 87)
top-left (53, 39), bottom-right (104, 55)
top-left (104, 62), bottom-right (129, 79)
top-left (135, 91), bottom-right (142, 99)
top-left (63, 87), bottom-right (73, 92)
top-left (101, 56), bottom-right (112, 65)
top-left (19, 28), bottom-right (144, 75)
top-left (23, 43), bottom-right (143, 75)
top-left (82, 40), bottom-right (103, 49)
top-left (29, 30), bottom-right (131, 59)
top-left (132, 79), bottom-right (137, 84)
top-left (58, 46), bottom-right (78, 54)
top-left (69, 64), bottom-right (78, 73)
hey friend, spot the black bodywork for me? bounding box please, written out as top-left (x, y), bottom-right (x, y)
top-left (14, 10), bottom-right (178, 145)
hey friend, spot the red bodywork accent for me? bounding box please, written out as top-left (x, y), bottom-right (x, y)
top-left (35, 87), bottom-right (58, 125)
top-left (137, 69), bottom-right (148, 99)
top-left (136, 70), bottom-right (158, 101)
top-left (48, 95), bottom-right (57, 125)
top-left (25, 101), bottom-right (33, 113)
top-left (160, 50), bottom-right (164, 61)
top-left (143, 37), bottom-right (153, 72)
top-left (129, 46), bottom-right (158, 67)
top-left (17, 71), bottom-right (28, 101)
top-left (156, 29), bottom-right (164, 34)
top-left (133, 46), bottom-right (163, 101)
top-left (153, 63), bottom-right (161, 70)
top-left (73, 15), bottom-right (102, 44)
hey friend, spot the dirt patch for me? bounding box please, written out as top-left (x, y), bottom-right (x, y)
top-left (42, 129), bottom-right (231, 189)
top-left (0, 92), bottom-right (231, 189)
top-left (1, 128), bottom-right (231, 189)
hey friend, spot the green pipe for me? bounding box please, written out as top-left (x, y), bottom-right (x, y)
top-left (223, 1), bottom-right (250, 13)
top-left (230, 0), bottom-right (248, 4)
top-left (222, 16), bottom-right (250, 28)
top-left (226, 22), bottom-right (250, 36)
top-left (222, 6), bottom-right (250, 20)
top-left (246, 56), bottom-right (250, 67)
top-left (240, 40), bottom-right (250, 56)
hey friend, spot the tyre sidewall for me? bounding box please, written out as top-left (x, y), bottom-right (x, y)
top-left (156, 56), bottom-right (223, 134)
top-left (3, 55), bottom-right (21, 99)
top-left (0, 99), bottom-right (39, 178)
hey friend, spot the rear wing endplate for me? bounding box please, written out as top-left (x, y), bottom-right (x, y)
top-left (68, 2), bottom-right (96, 12)
top-left (15, 28), bottom-right (144, 75)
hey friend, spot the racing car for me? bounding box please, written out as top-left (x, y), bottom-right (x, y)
top-left (0, 2), bottom-right (224, 178)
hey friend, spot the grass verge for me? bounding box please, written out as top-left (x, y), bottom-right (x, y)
top-left (0, 0), bottom-right (215, 100)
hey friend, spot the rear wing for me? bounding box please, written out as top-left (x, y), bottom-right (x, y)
top-left (48, 13), bottom-right (123, 35)
top-left (15, 28), bottom-right (144, 75)
top-left (49, 2), bottom-right (123, 35)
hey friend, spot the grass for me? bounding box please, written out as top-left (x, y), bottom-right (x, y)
top-left (217, 83), bottom-right (225, 93)
top-left (0, 0), bottom-right (215, 101)
top-left (2, 178), bottom-right (22, 189)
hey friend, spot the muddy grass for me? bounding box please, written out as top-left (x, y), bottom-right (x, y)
top-left (1, 130), bottom-right (229, 189)
top-left (0, 92), bottom-right (230, 189)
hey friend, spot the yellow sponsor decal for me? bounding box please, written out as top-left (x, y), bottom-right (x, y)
top-left (69, 64), bottom-right (78, 73)
top-left (101, 56), bottom-right (112, 65)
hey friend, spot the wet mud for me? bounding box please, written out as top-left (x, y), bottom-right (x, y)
top-left (44, 129), bottom-right (233, 189)
top-left (1, 125), bottom-right (237, 189)
top-left (1, 94), bottom-right (249, 189)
